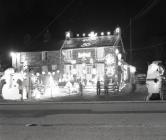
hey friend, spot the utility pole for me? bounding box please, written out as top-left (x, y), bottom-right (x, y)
top-left (130, 18), bottom-right (132, 64)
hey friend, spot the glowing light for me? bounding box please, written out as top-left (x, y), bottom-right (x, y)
top-left (65, 31), bottom-right (71, 38)
top-left (115, 49), bottom-right (119, 54)
top-left (90, 58), bottom-right (93, 64)
top-left (130, 66), bottom-right (136, 73)
top-left (107, 32), bottom-right (111, 35)
top-left (10, 52), bottom-right (15, 57)
top-left (36, 73), bottom-right (40, 76)
top-left (105, 54), bottom-right (115, 65)
top-left (101, 32), bottom-right (104, 36)
top-left (82, 33), bottom-right (86, 37)
top-left (118, 53), bottom-right (122, 60)
top-left (83, 69), bottom-right (86, 74)
top-left (71, 60), bottom-right (76, 64)
top-left (115, 27), bottom-right (120, 33)
top-left (118, 61), bottom-right (122, 66)
top-left (57, 70), bottom-right (60, 73)
top-left (72, 69), bottom-right (77, 75)
top-left (52, 72), bottom-right (55, 75)
top-left (82, 63), bottom-right (86, 67)
top-left (76, 34), bottom-right (79, 37)
top-left (106, 67), bottom-right (115, 76)
top-left (124, 65), bottom-right (128, 69)
top-left (92, 68), bottom-right (96, 75)
top-left (88, 31), bottom-right (97, 39)
top-left (42, 71), bottom-right (45, 75)
top-left (48, 72), bottom-right (51, 75)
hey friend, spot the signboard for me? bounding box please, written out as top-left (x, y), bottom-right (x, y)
top-left (52, 65), bottom-right (57, 70)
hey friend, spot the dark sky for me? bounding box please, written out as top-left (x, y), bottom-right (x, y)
top-left (0, 0), bottom-right (166, 70)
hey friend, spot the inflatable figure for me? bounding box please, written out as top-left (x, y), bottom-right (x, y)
top-left (146, 61), bottom-right (164, 100)
top-left (1, 68), bottom-right (22, 100)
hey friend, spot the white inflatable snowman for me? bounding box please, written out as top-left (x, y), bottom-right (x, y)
top-left (1, 68), bottom-right (22, 100)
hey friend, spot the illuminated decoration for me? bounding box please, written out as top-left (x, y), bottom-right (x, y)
top-left (48, 72), bottom-right (51, 75)
top-left (71, 60), bottom-right (76, 64)
top-left (92, 68), bottom-right (97, 75)
top-left (42, 71), bottom-right (45, 75)
top-left (101, 32), bottom-right (104, 36)
top-left (90, 58), bottom-right (93, 64)
top-left (77, 34), bottom-right (79, 37)
top-left (57, 70), bottom-right (60, 73)
top-left (72, 69), bottom-right (77, 75)
top-left (130, 65), bottom-right (136, 73)
top-left (106, 66), bottom-right (115, 76)
top-left (115, 27), bottom-right (121, 34)
top-left (82, 63), bottom-right (86, 67)
top-left (107, 31), bottom-right (111, 35)
top-left (82, 33), bottom-right (86, 37)
top-left (52, 72), bottom-right (55, 75)
top-left (118, 53), bottom-right (122, 60)
top-left (115, 49), bottom-right (119, 55)
top-left (36, 73), bottom-right (40, 76)
top-left (1, 69), bottom-right (22, 100)
top-left (118, 61), bottom-right (122, 66)
top-left (81, 42), bottom-right (91, 47)
top-left (88, 31), bottom-right (97, 40)
top-left (82, 69), bottom-right (86, 74)
top-left (105, 54), bottom-right (116, 65)
top-left (78, 52), bottom-right (91, 58)
top-left (65, 31), bottom-right (71, 39)
top-left (124, 65), bottom-right (128, 70)
top-left (10, 52), bottom-right (15, 57)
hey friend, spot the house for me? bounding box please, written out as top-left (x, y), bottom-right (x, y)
top-left (60, 27), bottom-right (131, 90)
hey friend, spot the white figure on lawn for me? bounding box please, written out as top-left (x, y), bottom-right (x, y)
top-left (1, 68), bottom-right (22, 100)
top-left (146, 61), bottom-right (164, 100)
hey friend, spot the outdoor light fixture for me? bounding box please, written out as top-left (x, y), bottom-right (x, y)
top-left (115, 27), bottom-right (120, 33)
top-left (118, 53), bottom-right (122, 60)
top-left (48, 72), bottom-right (51, 75)
top-left (101, 32), bottom-right (104, 36)
top-left (10, 52), bottom-right (15, 57)
top-left (65, 31), bottom-right (71, 39)
top-left (42, 71), bottom-right (45, 75)
top-left (118, 61), bottom-right (122, 66)
top-left (76, 34), bottom-right (79, 37)
top-left (36, 73), bottom-right (40, 76)
top-left (130, 66), bottom-right (136, 73)
top-left (52, 72), bottom-right (55, 75)
top-left (115, 49), bottom-right (119, 55)
top-left (82, 33), bottom-right (86, 37)
top-left (107, 32), bottom-right (111, 35)
top-left (88, 31), bottom-right (97, 39)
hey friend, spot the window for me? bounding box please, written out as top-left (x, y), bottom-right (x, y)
top-left (97, 48), bottom-right (104, 59)
top-left (64, 50), bottom-right (72, 60)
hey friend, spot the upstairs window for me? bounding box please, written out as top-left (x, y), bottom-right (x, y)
top-left (96, 48), bottom-right (104, 59)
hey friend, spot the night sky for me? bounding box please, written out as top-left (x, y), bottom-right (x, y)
top-left (0, 0), bottom-right (166, 72)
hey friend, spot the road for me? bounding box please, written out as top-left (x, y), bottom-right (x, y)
top-left (1, 102), bottom-right (166, 140)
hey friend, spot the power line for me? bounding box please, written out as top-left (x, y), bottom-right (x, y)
top-left (33, 0), bottom-right (75, 41)
top-left (126, 41), bottom-right (166, 52)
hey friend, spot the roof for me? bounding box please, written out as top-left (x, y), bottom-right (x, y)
top-left (63, 35), bottom-right (121, 49)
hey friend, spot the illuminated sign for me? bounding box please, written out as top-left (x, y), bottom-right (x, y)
top-left (78, 52), bottom-right (91, 58)
top-left (81, 42), bottom-right (91, 47)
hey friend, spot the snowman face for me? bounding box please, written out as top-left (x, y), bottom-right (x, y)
top-left (12, 75), bottom-right (18, 88)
